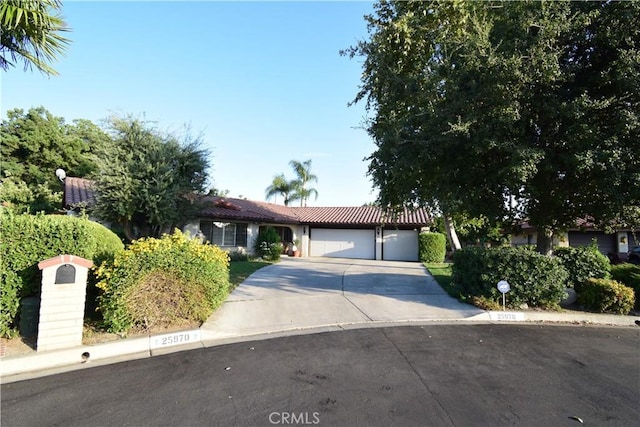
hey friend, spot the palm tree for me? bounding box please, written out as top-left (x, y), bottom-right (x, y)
top-left (289, 159), bottom-right (318, 207)
top-left (265, 173), bottom-right (293, 206)
top-left (0, 0), bottom-right (71, 76)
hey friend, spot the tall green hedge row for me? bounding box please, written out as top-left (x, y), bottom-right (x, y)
top-left (419, 232), bottom-right (447, 263)
top-left (451, 246), bottom-right (568, 309)
top-left (0, 213), bottom-right (123, 337)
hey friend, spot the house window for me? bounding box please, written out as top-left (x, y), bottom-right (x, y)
top-left (200, 221), bottom-right (247, 247)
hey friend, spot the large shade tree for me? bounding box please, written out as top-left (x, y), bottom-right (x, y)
top-left (0, 0), bottom-right (71, 75)
top-left (92, 116), bottom-right (210, 241)
top-left (0, 106), bottom-right (109, 212)
top-left (345, 0), bottom-right (640, 254)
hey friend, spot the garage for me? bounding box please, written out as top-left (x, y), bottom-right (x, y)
top-left (310, 228), bottom-right (375, 259)
top-left (383, 229), bottom-right (419, 261)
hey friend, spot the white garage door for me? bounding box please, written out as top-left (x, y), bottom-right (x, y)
top-left (310, 228), bottom-right (375, 259)
top-left (383, 229), bottom-right (419, 261)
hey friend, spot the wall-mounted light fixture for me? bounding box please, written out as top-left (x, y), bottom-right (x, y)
top-left (303, 227), bottom-right (306, 235)
top-left (620, 236), bottom-right (627, 244)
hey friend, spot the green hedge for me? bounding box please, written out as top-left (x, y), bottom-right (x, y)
top-left (96, 230), bottom-right (230, 334)
top-left (419, 232), bottom-right (446, 263)
top-left (553, 245), bottom-right (610, 290)
top-left (0, 213), bottom-right (123, 337)
top-left (578, 278), bottom-right (635, 314)
top-left (452, 246), bottom-right (568, 309)
top-left (610, 263), bottom-right (640, 309)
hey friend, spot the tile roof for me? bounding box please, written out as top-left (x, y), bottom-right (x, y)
top-left (62, 177), bottom-right (431, 226)
top-left (290, 206), bottom-right (430, 226)
top-left (64, 177), bottom-right (95, 208)
top-left (199, 197), bottom-right (300, 223)
top-left (202, 198), bottom-right (430, 226)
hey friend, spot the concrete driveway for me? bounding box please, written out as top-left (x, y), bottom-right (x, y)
top-left (202, 258), bottom-right (484, 340)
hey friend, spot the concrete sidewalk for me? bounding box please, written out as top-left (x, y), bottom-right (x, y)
top-left (2, 258), bottom-right (638, 382)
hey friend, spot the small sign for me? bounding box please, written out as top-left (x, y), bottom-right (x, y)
top-left (150, 330), bottom-right (201, 349)
top-left (497, 280), bottom-right (510, 294)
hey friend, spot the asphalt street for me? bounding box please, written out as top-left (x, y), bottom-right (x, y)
top-left (2, 324), bottom-right (639, 427)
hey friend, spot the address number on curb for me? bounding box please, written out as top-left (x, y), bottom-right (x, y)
top-left (489, 312), bottom-right (525, 322)
top-left (150, 330), bottom-right (201, 349)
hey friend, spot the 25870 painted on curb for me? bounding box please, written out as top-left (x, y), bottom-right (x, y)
top-left (150, 330), bottom-right (201, 349)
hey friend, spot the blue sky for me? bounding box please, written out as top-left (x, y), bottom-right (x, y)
top-left (1, 0), bottom-right (378, 206)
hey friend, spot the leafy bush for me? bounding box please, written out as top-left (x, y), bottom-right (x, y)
top-left (253, 226), bottom-right (283, 261)
top-left (452, 246), bottom-right (568, 309)
top-left (228, 249), bottom-right (249, 262)
top-left (610, 263), bottom-right (640, 309)
top-left (578, 278), bottom-right (635, 314)
top-left (96, 230), bottom-right (230, 334)
top-left (553, 245), bottom-right (610, 290)
top-left (419, 232), bottom-right (446, 263)
top-left (0, 213), bottom-right (123, 337)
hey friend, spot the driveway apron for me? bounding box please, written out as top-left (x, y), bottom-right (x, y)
top-left (201, 258), bottom-right (483, 340)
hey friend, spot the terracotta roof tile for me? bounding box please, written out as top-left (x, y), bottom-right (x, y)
top-left (291, 206), bottom-right (430, 226)
top-left (64, 177), bottom-right (95, 208)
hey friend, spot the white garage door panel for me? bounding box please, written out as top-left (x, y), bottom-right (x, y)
top-left (310, 229), bottom-right (375, 259)
top-left (383, 230), bottom-right (419, 261)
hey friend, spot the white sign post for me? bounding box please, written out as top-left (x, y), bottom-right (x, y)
top-left (497, 280), bottom-right (510, 311)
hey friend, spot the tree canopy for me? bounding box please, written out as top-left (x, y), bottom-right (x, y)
top-left (0, 0), bottom-right (71, 75)
top-left (0, 106), bottom-right (109, 212)
top-left (289, 159), bottom-right (319, 207)
top-left (265, 173), bottom-right (294, 206)
top-left (91, 116), bottom-right (210, 241)
top-left (345, 0), bottom-right (640, 253)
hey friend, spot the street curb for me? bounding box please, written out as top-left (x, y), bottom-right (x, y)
top-left (2, 312), bottom-right (638, 383)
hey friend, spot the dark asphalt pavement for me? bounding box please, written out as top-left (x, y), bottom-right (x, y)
top-left (2, 324), bottom-right (639, 427)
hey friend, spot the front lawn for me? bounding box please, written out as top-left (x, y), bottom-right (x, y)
top-left (424, 262), bottom-right (456, 297)
top-left (229, 260), bottom-right (272, 288)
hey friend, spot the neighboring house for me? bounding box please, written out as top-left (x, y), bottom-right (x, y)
top-left (512, 219), bottom-right (638, 257)
top-left (63, 177), bottom-right (431, 261)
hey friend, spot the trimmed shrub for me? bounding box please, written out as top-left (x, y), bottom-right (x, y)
top-left (96, 230), bottom-right (230, 334)
top-left (253, 226), bottom-right (283, 261)
top-left (452, 246), bottom-right (568, 309)
top-left (578, 278), bottom-right (635, 314)
top-left (610, 263), bottom-right (640, 309)
top-left (0, 213), bottom-right (124, 337)
top-left (553, 245), bottom-right (610, 290)
top-left (419, 232), bottom-right (446, 263)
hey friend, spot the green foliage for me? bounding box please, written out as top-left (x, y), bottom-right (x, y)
top-left (419, 232), bottom-right (446, 263)
top-left (553, 245), bottom-right (611, 290)
top-left (96, 230), bottom-right (230, 334)
top-left (431, 215), bottom-right (508, 247)
top-left (578, 278), bottom-right (635, 315)
top-left (452, 247), bottom-right (568, 309)
top-left (253, 226), bottom-right (283, 261)
top-left (345, 1), bottom-right (640, 248)
top-left (228, 249), bottom-right (249, 262)
top-left (288, 159), bottom-right (318, 207)
top-left (0, 213), bottom-right (123, 337)
top-left (92, 116), bottom-right (210, 241)
top-left (0, 107), bottom-right (109, 212)
top-left (610, 263), bottom-right (640, 309)
top-left (0, 0), bottom-right (71, 76)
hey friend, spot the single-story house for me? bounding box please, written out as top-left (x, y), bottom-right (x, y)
top-left (62, 177), bottom-right (431, 261)
top-left (512, 219), bottom-right (638, 258)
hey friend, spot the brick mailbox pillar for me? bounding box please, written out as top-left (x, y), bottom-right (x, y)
top-left (36, 255), bottom-right (93, 352)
